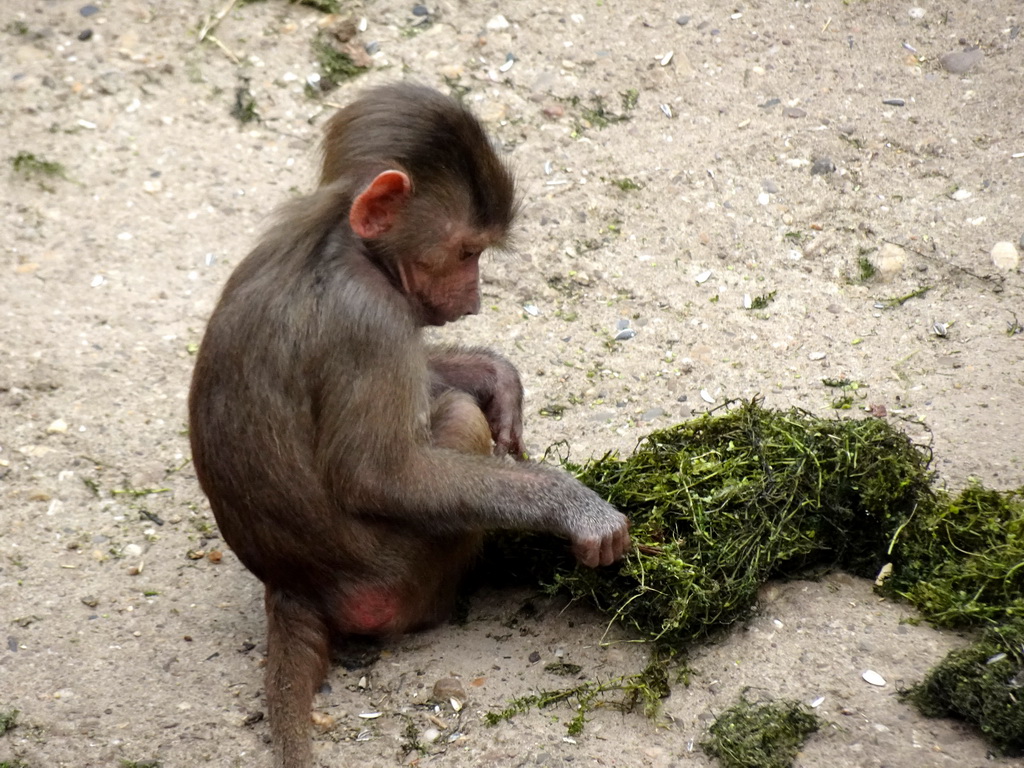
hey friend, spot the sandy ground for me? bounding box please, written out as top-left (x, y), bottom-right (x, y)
top-left (1, 1), bottom-right (1022, 766)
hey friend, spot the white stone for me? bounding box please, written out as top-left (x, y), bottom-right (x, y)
top-left (485, 14), bottom-right (510, 31)
top-left (871, 243), bottom-right (907, 281)
top-left (991, 241), bottom-right (1020, 271)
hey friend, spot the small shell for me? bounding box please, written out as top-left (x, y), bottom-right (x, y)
top-left (700, 389), bottom-right (715, 404)
top-left (660, 51), bottom-right (674, 66)
top-left (986, 653), bottom-right (1008, 665)
top-left (614, 329), bottom-right (636, 341)
top-left (450, 697), bottom-right (463, 712)
top-left (358, 712), bottom-right (383, 719)
top-left (810, 696), bottom-right (825, 708)
top-left (694, 269), bottom-right (713, 284)
top-left (660, 103), bottom-right (672, 118)
top-left (862, 670), bottom-right (886, 687)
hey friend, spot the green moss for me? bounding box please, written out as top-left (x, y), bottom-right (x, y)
top-left (10, 152), bottom-right (68, 189)
top-left (311, 32), bottom-right (368, 92)
top-left (902, 620), bottom-right (1024, 756)
top-left (557, 401), bottom-right (930, 644)
top-left (483, 400), bottom-right (1024, 751)
top-left (230, 80), bottom-right (260, 125)
top-left (857, 256), bottom-right (876, 281)
top-left (701, 696), bottom-right (822, 768)
top-left (0, 707), bottom-right (18, 735)
top-left (883, 484), bottom-right (1024, 629)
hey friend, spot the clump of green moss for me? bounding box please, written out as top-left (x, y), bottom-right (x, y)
top-left (700, 696), bottom-right (822, 768)
top-left (10, 151), bottom-right (68, 190)
top-left (230, 79), bottom-right (260, 125)
top-left (557, 400), bottom-right (931, 645)
top-left (311, 32), bottom-right (368, 92)
top-left (483, 399), bottom-right (1024, 752)
top-left (0, 707), bottom-right (18, 735)
top-left (901, 619), bottom-right (1024, 756)
top-left (882, 484), bottom-right (1024, 628)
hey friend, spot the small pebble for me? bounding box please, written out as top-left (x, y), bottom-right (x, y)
top-left (908, 7), bottom-right (925, 19)
top-left (47, 418), bottom-right (68, 434)
top-left (810, 157), bottom-right (836, 175)
top-left (882, 98), bottom-right (906, 106)
top-left (423, 727), bottom-right (441, 743)
top-left (939, 48), bottom-right (983, 75)
top-left (783, 107), bottom-right (806, 119)
top-left (951, 188), bottom-right (972, 201)
top-left (411, 4), bottom-right (429, 16)
top-left (124, 543), bottom-right (144, 558)
top-left (432, 677), bottom-right (467, 703)
top-left (485, 14), bottom-right (510, 31)
top-left (838, 123), bottom-right (856, 136)
top-left (309, 712), bottom-right (333, 729)
top-left (808, 352), bottom-right (827, 361)
top-left (615, 318), bottom-right (631, 330)
top-left (991, 241), bottom-right (1020, 271)
top-left (676, 15), bottom-right (691, 26)
top-left (80, 4), bottom-right (99, 17)
top-left (614, 329), bottom-right (636, 341)
top-left (528, 651), bottom-right (541, 663)
top-left (78, 29), bottom-right (93, 41)
top-left (762, 179), bottom-right (779, 193)
top-left (364, 41), bottom-right (380, 55)
top-left (871, 242), bottom-right (907, 281)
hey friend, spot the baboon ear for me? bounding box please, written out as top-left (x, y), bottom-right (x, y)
top-left (349, 170), bottom-right (412, 239)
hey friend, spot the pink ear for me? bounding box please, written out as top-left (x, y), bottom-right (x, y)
top-left (349, 170), bottom-right (411, 239)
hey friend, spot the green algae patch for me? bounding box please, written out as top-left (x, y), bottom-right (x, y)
top-left (483, 399), bottom-right (1024, 754)
top-left (700, 696), bottom-right (823, 768)
top-left (901, 619), bottom-right (1024, 756)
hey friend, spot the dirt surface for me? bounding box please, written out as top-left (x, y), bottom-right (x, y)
top-left (2, 1), bottom-right (1022, 767)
